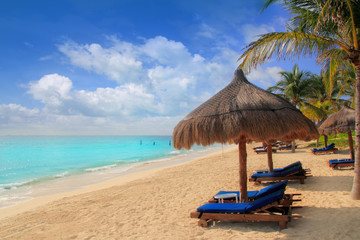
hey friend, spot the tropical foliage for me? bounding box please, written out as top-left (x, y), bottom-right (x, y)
top-left (239, 0), bottom-right (360, 199)
top-left (267, 64), bottom-right (313, 107)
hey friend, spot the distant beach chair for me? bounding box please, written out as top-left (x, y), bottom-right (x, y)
top-left (328, 158), bottom-right (355, 169)
top-left (278, 144), bottom-right (297, 151)
top-left (253, 145), bottom-right (266, 150)
top-left (254, 148), bottom-right (277, 154)
top-left (254, 161), bottom-right (302, 174)
top-left (311, 143), bottom-right (338, 155)
top-left (208, 180), bottom-right (301, 207)
top-left (249, 161), bottom-right (311, 184)
top-left (191, 189), bottom-right (292, 229)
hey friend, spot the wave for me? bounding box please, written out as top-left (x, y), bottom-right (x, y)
top-left (170, 150), bottom-right (181, 155)
top-left (0, 179), bottom-right (36, 190)
top-left (55, 171), bottom-right (69, 178)
top-left (85, 164), bottom-right (117, 172)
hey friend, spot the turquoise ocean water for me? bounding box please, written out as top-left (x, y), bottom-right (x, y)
top-left (0, 135), bottom-right (221, 207)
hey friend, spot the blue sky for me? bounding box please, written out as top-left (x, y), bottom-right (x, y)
top-left (0, 0), bottom-right (321, 135)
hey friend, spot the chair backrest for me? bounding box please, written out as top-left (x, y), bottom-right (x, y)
top-left (254, 180), bottom-right (288, 199)
top-left (246, 189), bottom-right (284, 212)
top-left (326, 143), bottom-right (335, 149)
top-left (280, 165), bottom-right (303, 176)
top-left (281, 161), bottom-right (302, 171)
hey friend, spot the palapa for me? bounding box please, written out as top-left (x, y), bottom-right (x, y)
top-left (173, 69), bottom-right (318, 202)
top-left (318, 104), bottom-right (355, 160)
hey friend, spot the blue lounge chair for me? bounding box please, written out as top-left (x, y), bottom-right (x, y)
top-left (311, 143), bottom-right (338, 155)
top-left (328, 158), bottom-right (354, 169)
top-left (249, 161), bottom-right (311, 184)
top-left (279, 144), bottom-right (297, 150)
top-left (208, 180), bottom-right (300, 206)
top-left (254, 161), bottom-right (302, 174)
top-left (191, 189), bottom-right (292, 229)
top-left (210, 180), bottom-right (287, 201)
top-left (255, 147), bottom-right (277, 154)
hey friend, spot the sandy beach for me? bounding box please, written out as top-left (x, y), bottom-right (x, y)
top-left (1, 142), bottom-right (360, 239)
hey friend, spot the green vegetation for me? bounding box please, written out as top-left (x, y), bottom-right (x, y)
top-left (307, 131), bottom-right (355, 149)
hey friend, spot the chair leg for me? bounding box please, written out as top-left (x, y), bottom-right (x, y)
top-left (198, 219), bottom-right (211, 227)
top-left (279, 221), bottom-right (287, 230)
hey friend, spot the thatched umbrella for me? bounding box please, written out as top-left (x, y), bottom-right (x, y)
top-left (318, 104), bottom-right (355, 160)
top-left (173, 69), bottom-right (319, 202)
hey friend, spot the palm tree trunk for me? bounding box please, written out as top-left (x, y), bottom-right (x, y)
top-left (348, 130), bottom-right (355, 160)
top-left (351, 65), bottom-right (360, 199)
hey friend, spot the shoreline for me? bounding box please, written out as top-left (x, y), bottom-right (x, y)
top-left (0, 144), bottom-right (232, 219)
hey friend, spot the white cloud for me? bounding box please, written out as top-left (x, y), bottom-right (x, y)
top-left (58, 41), bottom-right (144, 83)
top-left (240, 23), bottom-right (275, 44)
top-left (3, 36), bottom-right (245, 135)
top-left (28, 74), bottom-right (72, 106)
top-left (57, 36), bottom-right (239, 115)
top-left (197, 23), bottom-right (218, 39)
top-left (141, 36), bottom-right (193, 66)
top-left (27, 73), bottom-right (160, 117)
top-left (0, 104), bottom-right (40, 124)
top-left (246, 66), bottom-right (283, 89)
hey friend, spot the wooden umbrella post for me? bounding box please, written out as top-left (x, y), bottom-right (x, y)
top-left (348, 130), bottom-right (355, 160)
top-left (324, 135), bottom-right (328, 147)
top-left (238, 135), bottom-right (248, 202)
top-left (267, 143), bottom-right (274, 173)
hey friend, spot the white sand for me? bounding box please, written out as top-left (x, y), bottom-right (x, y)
top-left (0, 142), bottom-right (359, 239)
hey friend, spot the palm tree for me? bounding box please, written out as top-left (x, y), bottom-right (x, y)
top-left (305, 72), bottom-right (340, 147)
top-left (238, 0), bottom-right (360, 199)
top-left (267, 64), bottom-right (313, 107)
top-left (306, 71), bottom-right (341, 115)
top-left (336, 64), bottom-right (356, 107)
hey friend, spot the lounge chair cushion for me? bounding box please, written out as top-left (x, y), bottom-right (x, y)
top-left (313, 143), bottom-right (335, 152)
top-left (329, 159), bottom-right (354, 164)
top-left (246, 189), bottom-right (285, 212)
top-left (213, 180), bottom-right (288, 201)
top-left (280, 165), bottom-right (303, 177)
top-left (255, 161), bottom-right (302, 173)
top-left (281, 161), bottom-right (302, 171)
top-left (251, 163), bottom-right (303, 178)
top-left (251, 172), bottom-right (282, 178)
top-left (255, 180), bottom-right (288, 199)
top-left (214, 190), bottom-right (258, 199)
top-left (197, 202), bottom-right (248, 214)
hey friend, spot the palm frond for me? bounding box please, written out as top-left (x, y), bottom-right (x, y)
top-left (239, 31), bottom-right (337, 73)
top-left (299, 101), bottom-right (328, 121)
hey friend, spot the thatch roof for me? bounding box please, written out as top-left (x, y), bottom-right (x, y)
top-left (173, 69), bottom-right (319, 150)
top-left (318, 105), bottom-right (355, 136)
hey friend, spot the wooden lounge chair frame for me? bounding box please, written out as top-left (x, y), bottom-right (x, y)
top-left (249, 169), bottom-right (312, 184)
top-left (190, 201), bottom-right (292, 230)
